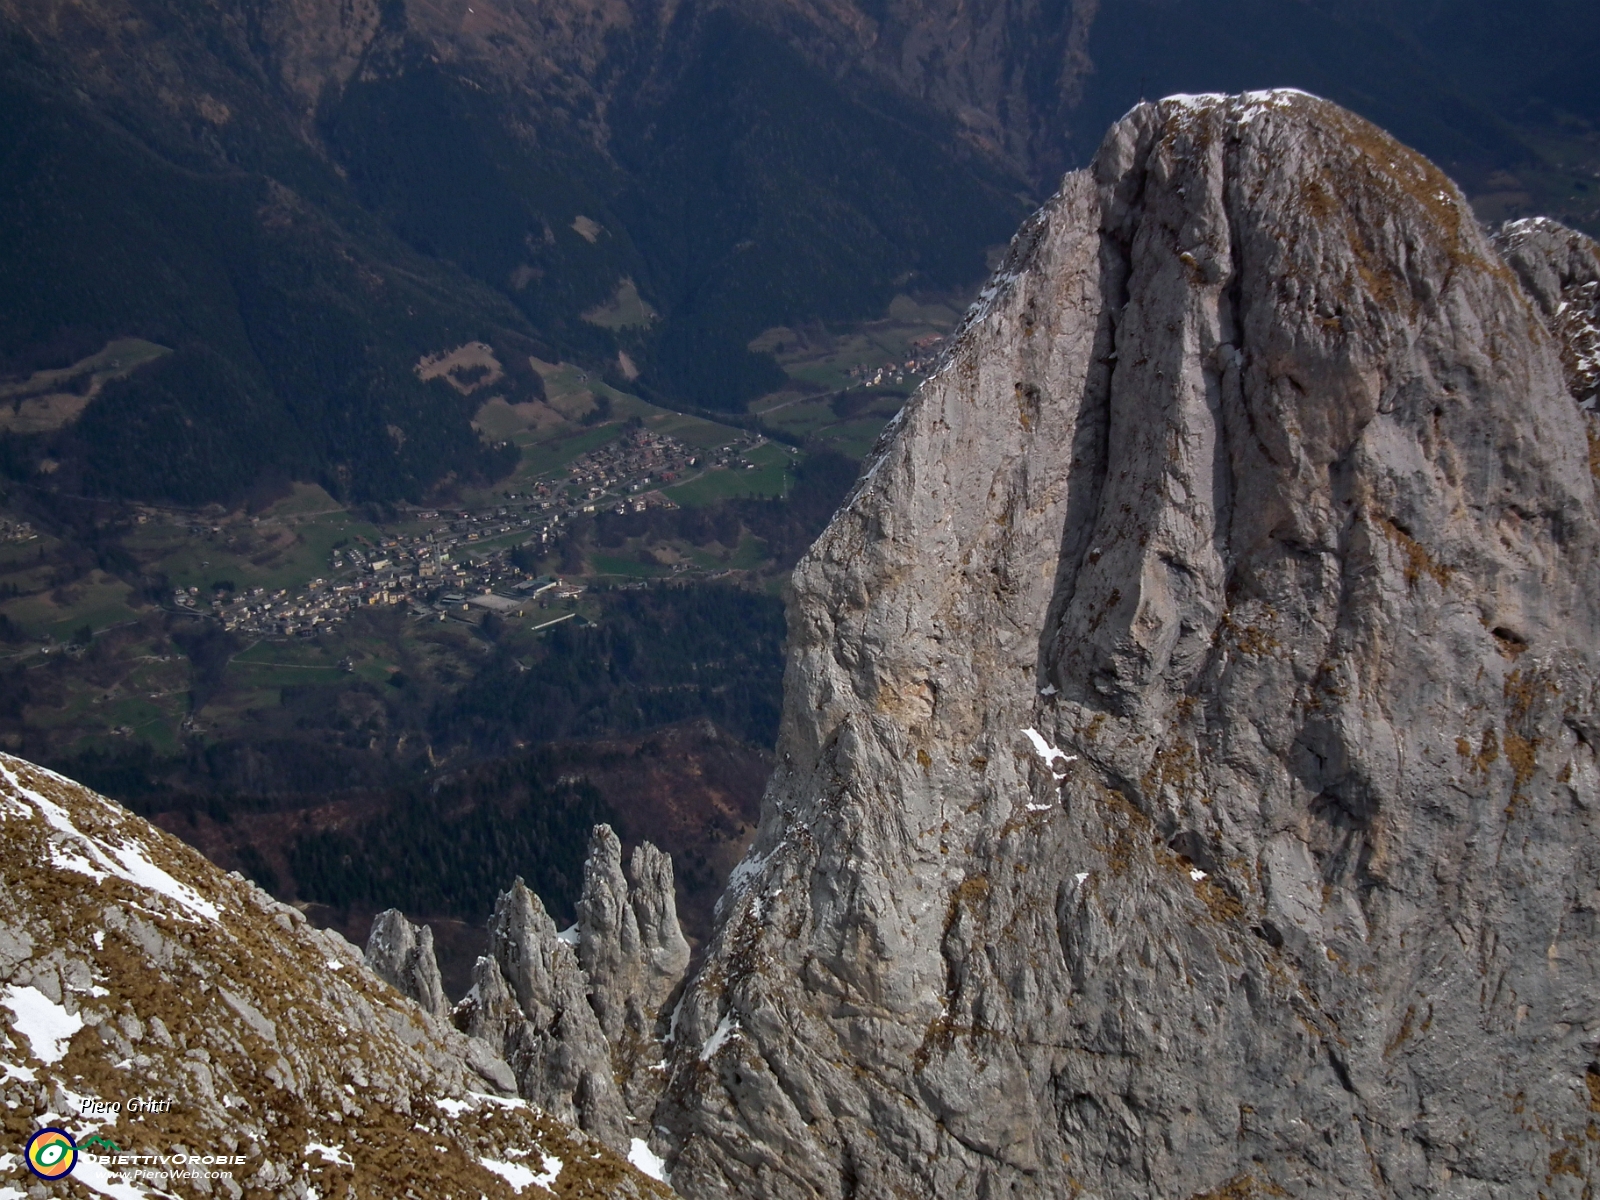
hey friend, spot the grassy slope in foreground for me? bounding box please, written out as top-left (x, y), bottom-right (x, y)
top-left (0, 752), bottom-right (667, 1199)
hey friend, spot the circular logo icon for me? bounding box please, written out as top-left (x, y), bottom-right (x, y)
top-left (26, 1128), bottom-right (78, 1179)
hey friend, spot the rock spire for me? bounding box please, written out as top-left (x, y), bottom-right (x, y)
top-left (451, 825), bottom-right (690, 1153)
top-left (364, 907), bottom-right (449, 1018)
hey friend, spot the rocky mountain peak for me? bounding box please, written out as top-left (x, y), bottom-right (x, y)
top-left (364, 907), bottom-right (449, 1019)
top-left (651, 91), bottom-right (1600, 1198)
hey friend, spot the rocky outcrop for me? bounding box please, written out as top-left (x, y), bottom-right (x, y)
top-left (456, 826), bottom-right (690, 1151)
top-left (577, 826), bottom-right (644, 1045)
top-left (456, 878), bottom-right (632, 1151)
top-left (0, 752), bottom-right (669, 1199)
top-left (626, 840), bottom-right (692, 1017)
top-left (1495, 216), bottom-right (1600, 409)
top-left (577, 827), bottom-right (691, 1115)
top-left (655, 91), bottom-right (1600, 1199)
top-left (365, 907), bottom-right (449, 1018)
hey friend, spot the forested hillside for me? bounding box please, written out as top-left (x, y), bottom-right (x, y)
top-left (8, 0), bottom-right (1597, 507)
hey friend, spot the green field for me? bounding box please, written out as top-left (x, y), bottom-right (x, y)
top-left (590, 552), bottom-right (674, 579)
top-left (580, 277), bottom-right (658, 330)
top-left (680, 534), bottom-right (770, 571)
top-left (457, 359), bottom-right (754, 507)
top-left (750, 292), bottom-right (963, 389)
top-left (120, 484), bottom-right (384, 598)
top-left (0, 571), bottom-right (141, 640)
top-left (742, 290), bottom-right (963, 456)
top-left (227, 658), bottom-right (347, 688)
top-left (510, 425), bottom-right (627, 480)
top-left (666, 442), bottom-right (795, 506)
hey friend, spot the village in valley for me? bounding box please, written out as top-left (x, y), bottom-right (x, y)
top-left (0, 288), bottom-right (968, 765)
top-left (175, 304), bottom-right (959, 646)
top-left (843, 334), bottom-right (947, 388)
top-left (169, 425), bottom-right (771, 641)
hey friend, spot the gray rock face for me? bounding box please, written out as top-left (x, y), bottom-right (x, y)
top-left (629, 840), bottom-right (693, 1016)
top-left (577, 825), bottom-right (643, 1045)
top-left (364, 907), bottom-right (448, 1018)
top-left (458, 830), bottom-right (690, 1150)
top-left (456, 878), bottom-right (631, 1150)
top-left (656, 92), bottom-right (1600, 1199)
top-left (1495, 216), bottom-right (1600, 409)
top-left (578, 827), bottom-right (692, 1117)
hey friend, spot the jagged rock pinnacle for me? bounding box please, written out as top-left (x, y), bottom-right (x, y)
top-left (364, 907), bottom-right (448, 1018)
top-left (457, 877), bottom-right (630, 1149)
top-left (458, 831), bottom-right (690, 1154)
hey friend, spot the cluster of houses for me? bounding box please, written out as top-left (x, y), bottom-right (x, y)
top-left (559, 427), bottom-right (708, 502)
top-left (191, 426), bottom-right (757, 639)
top-left (207, 553), bottom-right (583, 638)
top-left (209, 512), bottom-right (576, 638)
top-left (846, 335), bottom-right (946, 389)
top-left (0, 518), bottom-right (37, 543)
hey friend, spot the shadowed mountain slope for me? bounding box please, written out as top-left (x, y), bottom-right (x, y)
top-left (5, 0), bottom-right (1600, 505)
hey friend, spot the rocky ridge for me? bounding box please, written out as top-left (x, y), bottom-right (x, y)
top-left (1496, 217), bottom-right (1600, 411)
top-left (0, 752), bottom-right (669, 1200)
top-left (378, 824), bottom-right (689, 1169)
top-left (649, 91), bottom-right (1600, 1198)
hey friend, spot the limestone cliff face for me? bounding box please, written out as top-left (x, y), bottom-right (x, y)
top-left (656, 92), bottom-right (1600, 1198)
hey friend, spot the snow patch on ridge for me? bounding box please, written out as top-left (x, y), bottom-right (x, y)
top-left (479, 1156), bottom-right (538, 1193)
top-left (1, 985), bottom-right (83, 1063)
top-left (478, 1150), bottom-right (562, 1194)
top-left (467, 1091), bottom-right (530, 1110)
top-left (306, 1142), bottom-right (353, 1168)
top-left (0, 760), bottom-right (219, 921)
top-left (532, 1151), bottom-right (563, 1191)
top-left (629, 1138), bottom-right (668, 1182)
top-left (1126, 88), bottom-right (1322, 129)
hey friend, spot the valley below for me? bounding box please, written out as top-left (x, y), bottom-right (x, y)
top-left (0, 295), bottom-right (963, 977)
